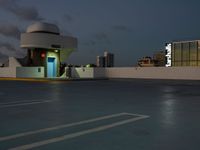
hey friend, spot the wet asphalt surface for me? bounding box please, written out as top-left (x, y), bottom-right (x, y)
top-left (0, 79), bottom-right (200, 150)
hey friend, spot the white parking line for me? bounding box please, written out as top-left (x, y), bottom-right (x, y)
top-left (0, 112), bottom-right (135, 141)
top-left (0, 99), bottom-right (50, 105)
top-left (9, 115), bottom-right (149, 150)
top-left (0, 100), bottom-right (55, 108)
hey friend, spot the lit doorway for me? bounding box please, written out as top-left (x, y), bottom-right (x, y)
top-left (47, 57), bottom-right (57, 77)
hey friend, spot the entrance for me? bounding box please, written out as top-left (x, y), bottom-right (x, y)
top-left (47, 57), bottom-right (56, 77)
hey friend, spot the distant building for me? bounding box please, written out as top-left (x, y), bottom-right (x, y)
top-left (166, 40), bottom-right (200, 67)
top-left (153, 51), bottom-right (166, 66)
top-left (96, 56), bottom-right (105, 67)
top-left (104, 51), bottom-right (114, 67)
top-left (96, 51), bottom-right (114, 67)
top-left (138, 56), bottom-right (155, 67)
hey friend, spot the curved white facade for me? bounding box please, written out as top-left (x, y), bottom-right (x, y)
top-left (27, 22), bottom-right (60, 34)
top-left (21, 22), bottom-right (77, 50)
top-left (21, 33), bottom-right (77, 49)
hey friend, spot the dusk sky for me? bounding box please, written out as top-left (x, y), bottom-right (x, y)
top-left (0, 0), bottom-right (200, 66)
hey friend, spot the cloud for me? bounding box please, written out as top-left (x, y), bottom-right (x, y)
top-left (112, 25), bottom-right (132, 32)
top-left (63, 14), bottom-right (74, 23)
top-left (94, 32), bottom-right (108, 40)
top-left (94, 32), bottom-right (111, 45)
top-left (0, 0), bottom-right (43, 21)
top-left (82, 40), bottom-right (96, 46)
top-left (82, 32), bottom-right (111, 47)
top-left (0, 24), bottom-right (21, 39)
top-left (10, 6), bottom-right (43, 21)
top-left (0, 42), bottom-right (17, 57)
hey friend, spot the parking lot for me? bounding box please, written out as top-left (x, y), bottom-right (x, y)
top-left (0, 79), bottom-right (200, 150)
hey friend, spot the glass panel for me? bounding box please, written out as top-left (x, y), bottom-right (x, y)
top-left (190, 42), bottom-right (197, 61)
top-left (174, 43), bottom-right (182, 62)
top-left (174, 61), bottom-right (182, 66)
top-left (190, 61), bottom-right (197, 66)
top-left (182, 43), bottom-right (189, 62)
top-left (182, 61), bottom-right (187, 66)
top-left (198, 48), bottom-right (200, 61)
top-left (172, 44), bottom-right (175, 63)
top-left (172, 61), bottom-right (175, 66)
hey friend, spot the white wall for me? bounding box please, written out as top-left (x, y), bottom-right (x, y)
top-left (0, 67), bottom-right (16, 77)
top-left (94, 68), bottom-right (105, 78)
top-left (71, 67), bottom-right (105, 78)
top-left (16, 67), bottom-right (45, 78)
top-left (104, 67), bottom-right (200, 80)
top-left (0, 57), bottom-right (22, 78)
top-left (9, 57), bottom-right (22, 67)
top-left (72, 68), bottom-right (94, 78)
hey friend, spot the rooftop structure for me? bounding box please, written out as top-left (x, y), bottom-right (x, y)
top-left (20, 22), bottom-right (78, 77)
top-left (26, 22), bottom-right (60, 34)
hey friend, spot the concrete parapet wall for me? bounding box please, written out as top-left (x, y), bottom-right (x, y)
top-left (94, 68), bottom-right (106, 78)
top-left (8, 57), bottom-right (22, 67)
top-left (72, 68), bottom-right (94, 78)
top-left (71, 67), bottom-right (105, 78)
top-left (0, 67), bottom-right (16, 77)
top-left (16, 67), bottom-right (45, 78)
top-left (104, 67), bottom-right (200, 80)
top-left (0, 57), bottom-right (22, 78)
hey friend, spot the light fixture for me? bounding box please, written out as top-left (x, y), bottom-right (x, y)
top-left (41, 53), bottom-right (46, 58)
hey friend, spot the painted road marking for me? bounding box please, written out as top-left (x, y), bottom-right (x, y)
top-left (0, 112), bottom-right (142, 141)
top-left (0, 100), bottom-right (56, 108)
top-left (0, 99), bottom-right (52, 105)
top-left (9, 114), bottom-right (149, 150)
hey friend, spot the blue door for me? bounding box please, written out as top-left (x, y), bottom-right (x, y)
top-left (47, 57), bottom-right (56, 77)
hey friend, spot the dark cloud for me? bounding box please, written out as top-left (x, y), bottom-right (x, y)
top-left (61, 28), bottom-right (72, 36)
top-left (94, 32), bottom-right (109, 41)
top-left (94, 32), bottom-right (111, 45)
top-left (0, 24), bottom-right (21, 39)
top-left (0, 42), bottom-right (17, 57)
top-left (0, 0), bottom-right (43, 21)
top-left (112, 25), bottom-right (132, 32)
top-left (82, 32), bottom-right (111, 47)
top-left (82, 40), bottom-right (96, 46)
top-left (10, 6), bottom-right (43, 21)
top-left (63, 14), bottom-right (74, 23)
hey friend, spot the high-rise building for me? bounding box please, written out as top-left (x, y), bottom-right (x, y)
top-left (96, 56), bottom-right (105, 67)
top-left (96, 51), bottom-right (114, 67)
top-left (104, 51), bottom-right (114, 67)
top-left (166, 40), bottom-right (200, 67)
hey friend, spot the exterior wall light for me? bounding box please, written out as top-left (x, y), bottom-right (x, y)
top-left (41, 52), bottom-right (46, 58)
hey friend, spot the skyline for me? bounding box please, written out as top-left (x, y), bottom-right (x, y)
top-left (0, 0), bottom-right (200, 66)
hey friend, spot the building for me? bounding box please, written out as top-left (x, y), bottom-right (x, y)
top-left (138, 56), bottom-right (155, 67)
top-left (104, 51), bottom-right (114, 67)
top-left (166, 40), bottom-right (200, 67)
top-left (137, 50), bottom-right (166, 67)
top-left (153, 51), bottom-right (166, 66)
top-left (96, 51), bottom-right (114, 67)
top-left (20, 22), bottom-right (77, 77)
top-left (96, 56), bottom-right (105, 67)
